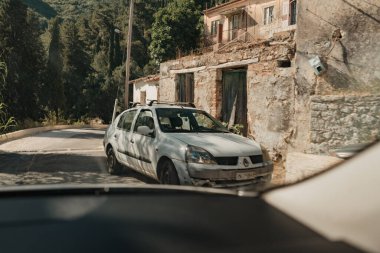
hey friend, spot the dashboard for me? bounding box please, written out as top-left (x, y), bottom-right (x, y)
top-left (0, 189), bottom-right (364, 253)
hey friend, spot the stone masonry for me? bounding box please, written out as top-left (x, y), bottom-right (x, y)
top-left (159, 36), bottom-right (296, 159)
top-left (310, 95), bottom-right (380, 153)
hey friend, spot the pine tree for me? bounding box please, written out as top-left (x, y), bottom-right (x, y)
top-left (45, 17), bottom-right (65, 123)
top-left (61, 19), bottom-right (90, 119)
top-left (0, 0), bottom-right (45, 122)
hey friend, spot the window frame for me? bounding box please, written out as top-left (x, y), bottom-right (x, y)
top-left (263, 6), bottom-right (275, 25)
top-left (117, 109), bottom-right (137, 132)
top-left (289, 0), bottom-right (297, 26)
top-left (210, 20), bottom-right (220, 36)
top-left (133, 109), bottom-right (156, 138)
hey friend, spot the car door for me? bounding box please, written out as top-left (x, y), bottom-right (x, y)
top-left (116, 110), bottom-right (138, 168)
top-left (130, 109), bottom-right (158, 178)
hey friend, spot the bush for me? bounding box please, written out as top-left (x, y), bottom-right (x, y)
top-left (42, 110), bottom-right (67, 126)
top-left (0, 103), bottom-right (16, 134)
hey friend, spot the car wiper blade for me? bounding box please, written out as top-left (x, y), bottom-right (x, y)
top-left (196, 129), bottom-right (229, 133)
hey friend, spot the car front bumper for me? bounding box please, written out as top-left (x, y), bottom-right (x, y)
top-left (172, 159), bottom-right (273, 188)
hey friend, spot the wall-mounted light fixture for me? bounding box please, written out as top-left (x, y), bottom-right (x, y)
top-left (308, 56), bottom-right (326, 76)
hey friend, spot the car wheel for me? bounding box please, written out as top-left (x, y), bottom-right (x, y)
top-left (159, 160), bottom-right (180, 185)
top-left (106, 147), bottom-right (123, 175)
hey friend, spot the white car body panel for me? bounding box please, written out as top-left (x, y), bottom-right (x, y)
top-left (104, 105), bottom-right (273, 186)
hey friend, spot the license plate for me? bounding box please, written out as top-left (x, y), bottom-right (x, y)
top-left (235, 171), bottom-right (258, 181)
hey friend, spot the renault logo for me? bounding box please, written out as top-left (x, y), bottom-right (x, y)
top-left (243, 158), bottom-right (250, 167)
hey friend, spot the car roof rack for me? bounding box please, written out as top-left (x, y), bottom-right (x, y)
top-left (148, 100), bottom-right (196, 108)
top-left (129, 102), bottom-right (141, 108)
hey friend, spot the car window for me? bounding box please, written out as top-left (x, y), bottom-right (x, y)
top-left (134, 110), bottom-right (155, 132)
top-left (195, 113), bottom-right (219, 130)
top-left (122, 110), bottom-right (137, 132)
top-left (116, 113), bottom-right (127, 129)
top-left (156, 108), bottom-right (229, 133)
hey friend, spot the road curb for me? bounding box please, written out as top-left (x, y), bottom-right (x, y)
top-left (0, 124), bottom-right (108, 145)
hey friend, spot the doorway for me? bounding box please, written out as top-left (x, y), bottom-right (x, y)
top-left (176, 73), bottom-right (194, 103)
top-left (221, 68), bottom-right (248, 136)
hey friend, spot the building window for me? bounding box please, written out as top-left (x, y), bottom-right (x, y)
top-left (232, 14), bottom-right (240, 29)
top-left (211, 20), bottom-right (220, 35)
top-left (264, 6), bottom-right (274, 25)
top-left (289, 0), bottom-right (297, 25)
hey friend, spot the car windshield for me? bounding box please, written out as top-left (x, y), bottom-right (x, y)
top-left (156, 108), bottom-right (229, 133)
top-left (0, 0), bottom-right (378, 196)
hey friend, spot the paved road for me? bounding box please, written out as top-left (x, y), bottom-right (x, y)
top-left (0, 128), bottom-right (156, 186)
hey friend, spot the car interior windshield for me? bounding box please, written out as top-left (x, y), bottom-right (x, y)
top-left (156, 108), bottom-right (229, 133)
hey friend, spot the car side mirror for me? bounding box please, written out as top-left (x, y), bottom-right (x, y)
top-left (137, 126), bottom-right (154, 136)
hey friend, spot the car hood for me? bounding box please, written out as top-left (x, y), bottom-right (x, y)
top-left (168, 133), bottom-right (262, 157)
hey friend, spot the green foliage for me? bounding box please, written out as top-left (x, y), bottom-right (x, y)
top-left (2, 0), bottom-right (223, 126)
top-left (0, 63), bottom-right (15, 134)
top-left (0, 61), bottom-right (6, 91)
top-left (0, 0), bottom-right (46, 121)
top-left (44, 17), bottom-right (65, 123)
top-left (42, 109), bottom-right (67, 126)
top-left (0, 103), bottom-right (16, 134)
top-left (61, 19), bottom-right (90, 119)
top-left (149, 0), bottom-right (203, 63)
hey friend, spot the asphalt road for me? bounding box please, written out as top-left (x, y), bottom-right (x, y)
top-left (0, 128), bottom-right (156, 186)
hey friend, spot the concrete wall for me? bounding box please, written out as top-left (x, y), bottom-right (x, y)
top-left (291, 0), bottom-right (380, 153)
top-left (310, 95), bottom-right (380, 153)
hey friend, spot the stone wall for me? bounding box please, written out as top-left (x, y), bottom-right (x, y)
top-left (247, 61), bottom-right (295, 160)
top-left (310, 95), bottom-right (380, 153)
top-left (159, 38), bottom-right (296, 158)
top-left (291, 0), bottom-right (380, 153)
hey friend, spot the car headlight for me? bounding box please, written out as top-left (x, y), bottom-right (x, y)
top-left (260, 145), bottom-right (271, 162)
top-left (186, 145), bottom-right (217, 164)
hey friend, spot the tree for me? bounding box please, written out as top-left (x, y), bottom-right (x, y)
top-left (61, 19), bottom-right (90, 119)
top-left (149, 0), bottom-right (203, 63)
top-left (0, 61), bottom-right (6, 94)
top-left (45, 17), bottom-right (65, 122)
top-left (0, 61), bottom-right (15, 133)
top-left (0, 0), bottom-right (45, 122)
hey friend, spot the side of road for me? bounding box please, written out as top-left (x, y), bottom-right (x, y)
top-left (0, 124), bottom-right (108, 144)
top-left (284, 152), bottom-right (343, 183)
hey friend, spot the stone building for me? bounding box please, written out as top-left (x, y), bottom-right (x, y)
top-left (158, 0), bottom-right (380, 160)
top-left (130, 75), bottom-right (159, 105)
top-left (204, 0), bottom-right (297, 47)
top-left (291, 0), bottom-right (380, 154)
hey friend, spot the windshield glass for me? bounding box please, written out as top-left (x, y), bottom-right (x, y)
top-left (0, 0), bottom-right (378, 195)
top-left (156, 108), bottom-right (229, 133)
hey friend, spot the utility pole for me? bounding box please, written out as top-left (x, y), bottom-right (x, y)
top-left (124, 0), bottom-right (134, 109)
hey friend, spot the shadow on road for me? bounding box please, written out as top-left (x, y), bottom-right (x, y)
top-left (31, 130), bottom-right (106, 139)
top-left (0, 151), bottom-right (156, 185)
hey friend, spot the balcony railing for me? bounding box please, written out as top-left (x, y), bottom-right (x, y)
top-left (202, 28), bottom-right (255, 48)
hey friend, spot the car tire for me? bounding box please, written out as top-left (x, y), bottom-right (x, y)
top-left (106, 147), bottom-right (123, 175)
top-left (159, 160), bottom-right (180, 185)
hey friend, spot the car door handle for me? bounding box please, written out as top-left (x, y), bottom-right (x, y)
top-left (130, 139), bottom-right (134, 144)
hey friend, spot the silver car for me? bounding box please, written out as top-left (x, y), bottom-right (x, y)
top-left (103, 103), bottom-right (273, 187)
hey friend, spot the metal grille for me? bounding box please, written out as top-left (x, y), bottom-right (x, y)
top-left (250, 155), bottom-right (263, 164)
top-left (215, 157), bottom-right (238, 166)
